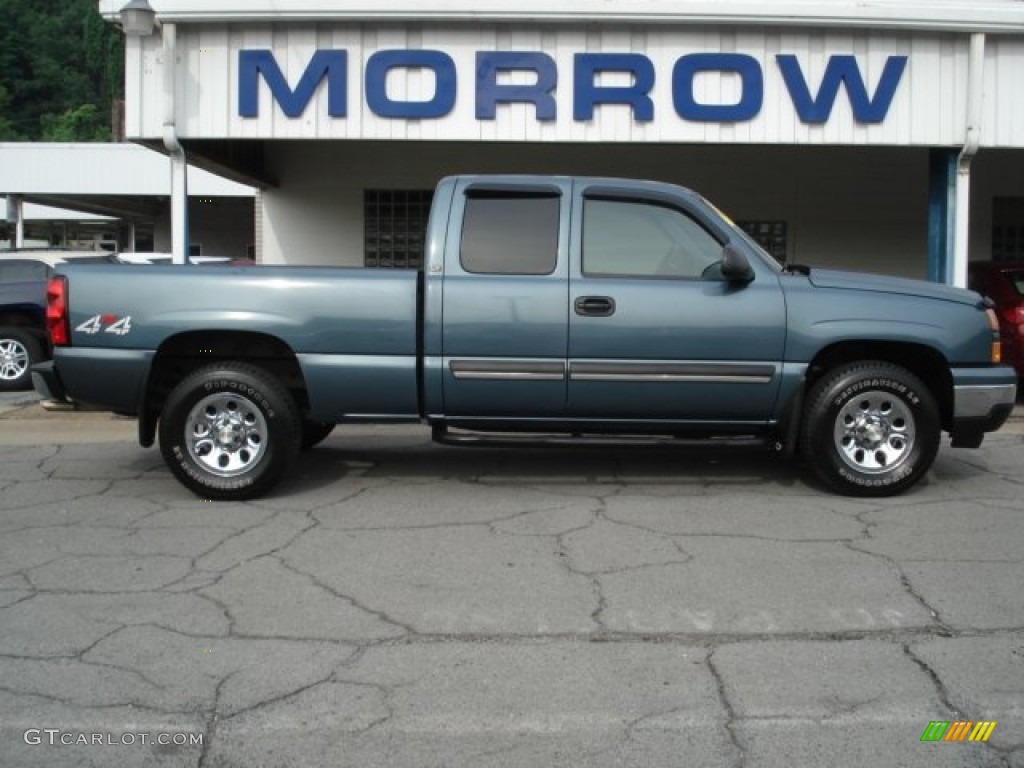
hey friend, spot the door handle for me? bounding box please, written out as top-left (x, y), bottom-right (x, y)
top-left (574, 296), bottom-right (616, 317)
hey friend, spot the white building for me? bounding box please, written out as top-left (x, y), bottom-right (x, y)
top-left (99, 0), bottom-right (1024, 283)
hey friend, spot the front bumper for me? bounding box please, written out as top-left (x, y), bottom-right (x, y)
top-left (950, 366), bottom-right (1018, 447)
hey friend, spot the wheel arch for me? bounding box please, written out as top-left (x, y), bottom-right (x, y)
top-left (140, 330), bottom-right (309, 447)
top-left (796, 340), bottom-right (953, 436)
top-left (0, 310), bottom-right (47, 338)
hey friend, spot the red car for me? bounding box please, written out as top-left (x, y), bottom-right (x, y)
top-left (968, 261), bottom-right (1024, 377)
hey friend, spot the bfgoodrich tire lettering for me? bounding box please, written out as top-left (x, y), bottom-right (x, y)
top-left (800, 362), bottom-right (940, 497)
top-left (159, 363), bottom-right (301, 500)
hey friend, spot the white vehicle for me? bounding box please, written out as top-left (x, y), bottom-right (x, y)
top-left (114, 252), bottom-right (231, 265)
top-left (0, 248), bottom-right (117, 269)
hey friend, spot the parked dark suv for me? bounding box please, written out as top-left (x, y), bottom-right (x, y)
top-left (968, 260), bottom-right (1024, 378)
top-left (0, 251), bottom-right (114, 390)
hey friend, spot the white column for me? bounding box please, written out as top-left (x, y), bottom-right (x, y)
top-left (952, 33), bottom-right (986, 288)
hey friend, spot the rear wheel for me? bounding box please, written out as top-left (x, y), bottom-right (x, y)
top-left (159, 362), bottom-right (301, 500)
top-left (0, 327), bottom-right (43, 392)
top-left (800, 362), bottom-right (940, 496)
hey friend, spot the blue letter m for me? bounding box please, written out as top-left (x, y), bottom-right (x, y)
top-left (777, 54), bottom-right (907, 124)
top-left (239, 50), bottom-right (347, 118)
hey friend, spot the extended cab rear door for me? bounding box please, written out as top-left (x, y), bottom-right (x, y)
top-left (436, 178), bottom-right (570, 418)
top-left (567, 181), bottom-right (786, 423)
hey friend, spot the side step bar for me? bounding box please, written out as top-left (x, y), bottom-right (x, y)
top-left (432, 425), bottom-right (777, 450)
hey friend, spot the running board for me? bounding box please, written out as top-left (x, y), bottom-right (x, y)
top-left (432, 425), bottom-right (777, 450)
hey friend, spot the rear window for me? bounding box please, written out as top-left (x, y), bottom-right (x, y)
top-left (460, 192), bottom-right (560, 275)
top-left (0, 260), bottom-right (51, 282)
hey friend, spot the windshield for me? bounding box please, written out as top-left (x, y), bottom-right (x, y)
top-left (728, 220), bottom-right (784, 272)
top-left (695, 194), bottom-right (784, 272)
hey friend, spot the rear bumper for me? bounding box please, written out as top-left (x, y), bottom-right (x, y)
top-left (31, 360), bottom-right (69, 403)
top-left (949, 366), bottom-right (1017, 447)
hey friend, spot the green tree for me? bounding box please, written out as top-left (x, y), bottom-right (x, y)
top-left (0, 0), bottom-right (124, 141)
top-left (40, 103), bottom-right (109, 141)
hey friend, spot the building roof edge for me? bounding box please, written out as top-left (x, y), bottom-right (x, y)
top-left (98, 0), bottom-right (1024, 34)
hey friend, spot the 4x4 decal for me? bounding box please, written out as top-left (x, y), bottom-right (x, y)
top-left (75, 314), bottom-right (133, 336)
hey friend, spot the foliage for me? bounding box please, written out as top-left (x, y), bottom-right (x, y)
top-left (0, 0), bottom-right (124, 141)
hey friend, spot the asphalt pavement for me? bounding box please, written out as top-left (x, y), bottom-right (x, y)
top-left (0, 391), bottom-right (1023, 767)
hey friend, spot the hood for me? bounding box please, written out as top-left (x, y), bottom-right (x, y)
top-left (805, 269), bottom-right (980, 306)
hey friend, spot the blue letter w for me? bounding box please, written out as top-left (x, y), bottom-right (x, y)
top-left (239, 50), bottom-right (347, 118)
top-left (776, 54), bottom-right (907, 124)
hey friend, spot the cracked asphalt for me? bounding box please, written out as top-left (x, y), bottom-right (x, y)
top-left (1, 393), bottom-right (1023, 767)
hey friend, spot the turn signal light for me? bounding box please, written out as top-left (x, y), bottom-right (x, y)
top-left (985, 308), bottom-right (1002, 364)
top-left (46, 276), bottom-right (70, 346)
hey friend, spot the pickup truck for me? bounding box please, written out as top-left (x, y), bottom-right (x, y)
top-left (33, 175), bottom-right (1017, 499)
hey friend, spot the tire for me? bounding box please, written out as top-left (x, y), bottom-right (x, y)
top-left (800, 361), bottom-right (940, 497)
top-left (0, 327), bottom-right (44, 392)
top-left (300, 420), bottom-right (335, 451)
top-left (158, 362), bottom-right (301, 500)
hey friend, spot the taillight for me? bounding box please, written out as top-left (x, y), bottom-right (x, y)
top-left (46, 276), bottom-right (70, 346)
top-left (985, 307), bottom-right (1002, 363)
top-left (1005, 303), bottom-right (1024, 327)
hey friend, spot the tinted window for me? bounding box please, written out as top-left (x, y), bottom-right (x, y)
top-left (0, 260), bottom-right (50, 282)
top-left (583, 198), bottom-right (722, 279)
top-left (460, 193), bottom-right (559, 275)
top-left (365, 189), bottom-right (433, 269)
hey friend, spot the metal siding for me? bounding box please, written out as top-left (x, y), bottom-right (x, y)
top-left (0, 144), bottom-right (255, 197)
top-left (130, 22), bottom-right (1024, 147)
top-left (988, 37), bottom-right (1024, 147)
top-left (100, 1), bottom-right (1024, 35)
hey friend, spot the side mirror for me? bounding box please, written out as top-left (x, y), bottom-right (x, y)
top-left (721, 243), bottom-right (755, 283)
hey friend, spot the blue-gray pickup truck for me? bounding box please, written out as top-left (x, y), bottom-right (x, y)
top-left (33, 176), bottom-right (1017, 499)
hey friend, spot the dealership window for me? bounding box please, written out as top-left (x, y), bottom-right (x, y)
top-left (364, 190), bottom-right (433, 269)
top-left (993, 198), bottom-right (1024, 262)
top-left (737, 220), bottom-right (788, 264)
top-left (583, 197), bottom-right (721, 279)
top-left (460, 191), bottom-right (559, 275)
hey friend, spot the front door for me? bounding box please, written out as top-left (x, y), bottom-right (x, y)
top-left (567, 188), bottom-right (786, 424)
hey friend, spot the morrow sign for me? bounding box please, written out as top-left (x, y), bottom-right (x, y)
top-left (238, 50), bottom-right (908, 125)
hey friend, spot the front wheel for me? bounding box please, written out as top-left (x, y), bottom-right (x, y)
top-left (159, 363), bottom-right (301, 500)
top-left (800, 362), bottom-right (940, 497)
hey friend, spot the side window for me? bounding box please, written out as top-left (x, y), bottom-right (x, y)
top-left (583, 197), bottom-right (723, 279)
top-left (460, 192), bottom-right (559, 275)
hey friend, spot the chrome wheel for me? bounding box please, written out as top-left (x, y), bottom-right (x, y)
top-left (185, 392), bottom-right (267, 477)
top-left (0, 338), bottom-right (29, 382)
top-left (833, 390), bottom-right (914, 475)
